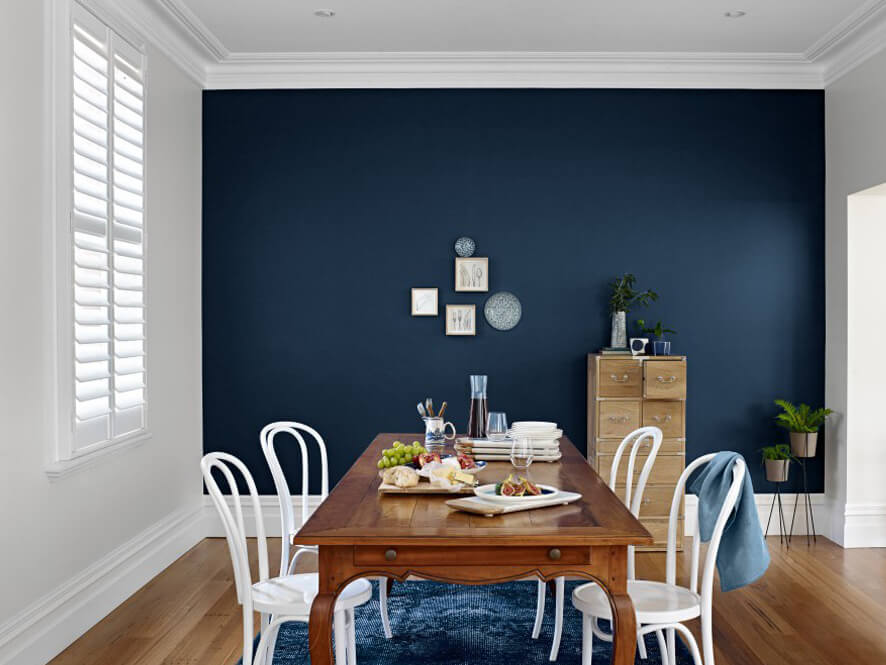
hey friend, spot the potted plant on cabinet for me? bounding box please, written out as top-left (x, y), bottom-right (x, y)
top-left (607, 274), bottom-right (657, 349)
top-left (760, 444), bottom-right (795, 482)
top-left (774, 400), bottom-right (833, 458)
top-left (636, 320), bottom-right (677, 356)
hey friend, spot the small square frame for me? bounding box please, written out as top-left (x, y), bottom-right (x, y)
top-left (411, 288), bottom-right (439, 316)
top-left (454, 257), bottom-right (489, 292)
top-left (446, 304), bottom-right (477, 336)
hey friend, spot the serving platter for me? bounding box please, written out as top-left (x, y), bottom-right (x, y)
top-left (446, 490), bottom-right (582, 516)
top-left (473, 483), bottom-right (559, 504)
top-left (378, 482), bottom-right (476, 495)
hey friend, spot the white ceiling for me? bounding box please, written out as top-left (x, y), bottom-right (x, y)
top-left (179, 0), bottom-right (865, 54)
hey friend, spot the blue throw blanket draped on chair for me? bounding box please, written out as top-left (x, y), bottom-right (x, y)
top-left (688, 451), bottom-right (769, 592)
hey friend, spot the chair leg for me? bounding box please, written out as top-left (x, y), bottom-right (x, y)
top-left (655, 630), bottom-right (668, 665)
top-left (548, 577), bottom-right (564, 661)
top-left (333, 609), bottom-right (348, 665)
top-left (379, 577), bottom-right (393, 639)
top-left (667, 627), bottom-right (676, 665)
top-left (581, 613), bottom-right (594, 665)
top-left (637, 630), bottom-right (648, 660)
top-left (531, 579), bottom-right (546, 639)
top-left (640, 624), bottom-right (702, 665)
top-left (242, 605), bottom-right (254, 665)
top-left (346, 608), bottom-right (357, 665)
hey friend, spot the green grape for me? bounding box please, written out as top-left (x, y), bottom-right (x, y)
top-left (377, 460), bottom-right (384, 469)
top-left (385, 458), bottom-right (393, 468)
top-left (393, 441), bottom-right (402, 448)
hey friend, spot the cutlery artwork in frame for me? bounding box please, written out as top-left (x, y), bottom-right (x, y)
top-left (446, 304), bottom-right (476, 336)
top-left (455, 257), bottom-right (489, 292)
top-left (411, 287), bottom-right (439, 316)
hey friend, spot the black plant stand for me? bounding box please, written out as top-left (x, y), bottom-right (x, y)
top-left (788, 458), bottom-right (816, 546)
top-left (765, 480), bottom-right (790, 546)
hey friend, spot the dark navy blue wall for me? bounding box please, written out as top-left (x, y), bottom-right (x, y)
top-left (202, 89), bottom-right (825, 494)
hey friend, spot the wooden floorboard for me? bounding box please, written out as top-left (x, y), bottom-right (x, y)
top-left (48, 537), bottom-right (886, 665)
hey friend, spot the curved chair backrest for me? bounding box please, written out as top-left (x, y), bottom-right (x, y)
top-left (260, 422), bottom-right (330, 576)
top-left (606, 426), bottom-right (663, 579)
top-left (665, 453), bottom-right (746, 665)
top-left (201, 452), bottom-right (269, 607)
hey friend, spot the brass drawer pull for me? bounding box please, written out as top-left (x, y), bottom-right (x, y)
top-left (548, 548), bottom-right (562, 561)
top-left (656, 375), bottom-right (678, 384)
top-left (384, 549), bottom-right (397, 561)
top-left (609, 374), bottom-right (630, 383)
top-left (642, 497), bottom-right (652, 504)
top-left (608, 415), bottom-right (629, 423)
top-left (652, 415), bottom-right (672, 423)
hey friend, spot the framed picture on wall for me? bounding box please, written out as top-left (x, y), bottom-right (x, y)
top-left (455, 257), bottom-right (489, 292)
top-left (446, 304), bottom-right (476, 336)
top-left (411, 288), bottom-right (439, 316)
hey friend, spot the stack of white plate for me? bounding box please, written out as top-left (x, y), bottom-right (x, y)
top-left (457, 421), bottom-right (563, 462)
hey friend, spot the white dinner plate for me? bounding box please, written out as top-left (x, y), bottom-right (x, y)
top-left (510, 421), bottom-right (558, 429)
top-left (473, 483), bottom-right (560, 504)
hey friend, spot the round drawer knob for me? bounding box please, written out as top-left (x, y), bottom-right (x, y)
top-left (384, 549), bottom-right (397, 561)
top-left (548, 548), bottom-right (562, 561)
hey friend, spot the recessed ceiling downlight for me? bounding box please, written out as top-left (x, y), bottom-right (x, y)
top-left (314, 9), bottom-right (336, 17)
top-left (724, 10), bottom-right (746, 18)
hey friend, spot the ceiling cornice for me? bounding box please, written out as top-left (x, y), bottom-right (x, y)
top-left (122, 0), bottom-right (886, 90)
top-left (205, 51), bottom-right (823, 90)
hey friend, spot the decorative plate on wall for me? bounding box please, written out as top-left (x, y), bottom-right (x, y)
top-left (484, 291), bottom-right (522, 331)
top-left (454, 236), bottom-right (476, 257)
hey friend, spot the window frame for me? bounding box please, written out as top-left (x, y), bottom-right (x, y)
top-left (46, 0), bottom-right (150, 477)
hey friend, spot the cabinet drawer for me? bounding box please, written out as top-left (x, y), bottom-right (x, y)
top-left (644, 361), bottom-right (687, 399)
top-left (597, 401), bottom-right (641, 438)
top-left (596, 438), bottom-right (684, 455)
top-left (614, 485), bottom-right (683, 517)
top-left (639, 518), bottom-right (683, 550)
top-left (596, 453), bottom-right (684, 487)
top-left (642, 401), bottom-right (685, 438)
top-left (353, 545), bottom-right (590, 567)
top-left (598, 359), bottom-right (643, 397)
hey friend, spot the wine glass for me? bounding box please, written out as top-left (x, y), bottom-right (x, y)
top-left (510, 437), bottom-right (533, 475)
top-left (486, 412), bottom-right (508, 441)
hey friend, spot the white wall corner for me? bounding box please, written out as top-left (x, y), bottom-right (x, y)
top-left (842, 503), bottom-right (886, 547)
top-left (0, 504), bottom-right (205, 665)
top-left (809, 0), bottom-right (886, 86)
top-left (684, 492), bottom-right (830, 540)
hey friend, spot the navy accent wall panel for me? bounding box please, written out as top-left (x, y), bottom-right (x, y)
top-left (203, 89), bottom-right (825, 494)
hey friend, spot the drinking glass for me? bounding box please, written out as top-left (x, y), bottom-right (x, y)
top-left (486, 412), bottom-right (508, 442)
top-left (510, 437), bottom-right (533, 474)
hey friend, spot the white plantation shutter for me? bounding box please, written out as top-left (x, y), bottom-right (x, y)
top-left (71, 5), bottom-right (146, 452)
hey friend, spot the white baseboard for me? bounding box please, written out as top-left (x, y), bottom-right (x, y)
top-left (0, 504), bottom-right (205, 665)
top-left (842, 503), bottom-right (886, 548)
top-left (685, 492), bottom-right (829, 539)
top-left (202, 494), bottom-right (323, 538)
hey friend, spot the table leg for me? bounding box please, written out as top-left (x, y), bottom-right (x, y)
top-left (610, 593), bottom-right (638, 665)
top-left (308, 593), bottom-right (337, 665)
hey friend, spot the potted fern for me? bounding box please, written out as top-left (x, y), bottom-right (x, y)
top-left (760, 444), bottom-right (795, 482)
top-left (774, 400), bottom-right (833, 458)
top-left (636, 320), bottom-right (677, 356)
top-left (608, 274), bottom-right (657, 349)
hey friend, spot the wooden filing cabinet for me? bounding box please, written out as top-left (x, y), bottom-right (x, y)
top-left (587, 353), bottom-right (687, 550)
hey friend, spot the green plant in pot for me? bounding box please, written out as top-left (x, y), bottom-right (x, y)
top-left (760, 444), bottom-right (796, 482)
top-left (607, 274), bottom-right (657, 349)
top-left (636, 320), bottom-right (676, 356)
top-left (774, 400), bottom-right (833, 458)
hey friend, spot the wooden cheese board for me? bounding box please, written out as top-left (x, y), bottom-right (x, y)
top-left (378, 482), bottom-right (476, 495)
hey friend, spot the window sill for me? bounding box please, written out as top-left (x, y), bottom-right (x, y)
top-left (45, 431), bottom-right (152, 480)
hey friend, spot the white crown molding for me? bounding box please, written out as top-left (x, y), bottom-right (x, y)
top-left (204, 51), bottom-right (823, 90)
top-left (121, 0), bottom-right (886, 89)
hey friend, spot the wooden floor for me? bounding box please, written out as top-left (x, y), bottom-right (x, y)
top-left (49, 536), bottom-right (886, 665)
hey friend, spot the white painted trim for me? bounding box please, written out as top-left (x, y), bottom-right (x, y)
top-left (45, 432), bottom-right (152, 479)
top-left (806, 0), bottom-right (886, 86)
top-left (843, 503), bottom-right (886, 548)
top-left (202, 494), bottom-right (324, 538)
top-left (155, 0), bottom-right (229, 60)
top-left (684, 493), bottom-right (831, 539)
top-left (0, 505), bottom-right (204, 665)
top-left (204, 51), bottom-right (823, 90)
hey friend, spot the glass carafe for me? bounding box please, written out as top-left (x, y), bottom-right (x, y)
top-left (467, 374), bottom-right (488, 439)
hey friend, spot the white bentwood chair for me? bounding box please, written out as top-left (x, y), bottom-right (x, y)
top-left (202, 452), bottom-right (372, 665)
top-left (260, 422), bottom-right (393, 639)
top-left (534, 426), bottom-right (663, 661)
top-left (571, 453), bottom-right (747, 665)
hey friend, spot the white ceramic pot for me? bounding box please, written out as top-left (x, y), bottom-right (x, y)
top-left (610, 311), bottom-right (627, 348)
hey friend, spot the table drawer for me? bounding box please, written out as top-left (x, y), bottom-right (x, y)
top-left (644, 361), bottom-right (686, 399)
top-left (597, 401), bottom-right (641, 438)
top-left (598, 359), bottom-right (643, 397)
top-left (642, 401), bottom-right (684, 438)
top-left (596, 453), bottom-right (684, 487)
top-left (596, 438), bottom-right (684, 455)
top-left (354, 545), bottom-right (590, 567)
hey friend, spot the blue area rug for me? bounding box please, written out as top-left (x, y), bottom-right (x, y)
top-left (243, 580), bottom-right (692, 664)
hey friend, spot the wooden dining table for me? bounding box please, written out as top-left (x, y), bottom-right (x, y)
top-left (294, 432), bottom-right (652, 665)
